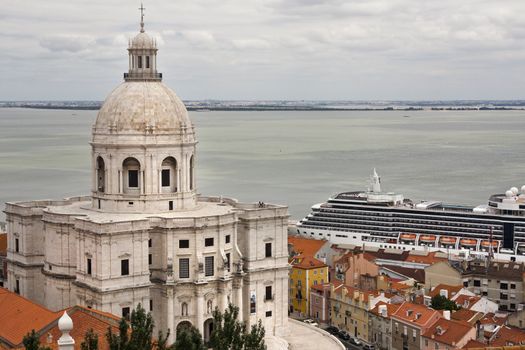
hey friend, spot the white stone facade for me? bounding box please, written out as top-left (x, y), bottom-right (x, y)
top-left (5, 18), bottom-right (289, 344)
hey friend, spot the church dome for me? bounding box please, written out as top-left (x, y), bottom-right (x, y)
top-left (94, 81), bottom-right (194, 135)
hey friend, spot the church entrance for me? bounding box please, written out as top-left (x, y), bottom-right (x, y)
top-left (203, 318), bottom-right (214, 343)
top-left (176, 321), bottom-right (192, 336)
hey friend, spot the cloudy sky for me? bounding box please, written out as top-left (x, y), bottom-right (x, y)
top-left (3, 0), bottom-right (525, 100)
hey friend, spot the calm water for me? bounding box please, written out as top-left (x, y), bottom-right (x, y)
top-left (1, 108), bottom-right (525, 223)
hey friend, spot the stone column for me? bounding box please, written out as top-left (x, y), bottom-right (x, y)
top-left (218, 284), bottom-right (228, 311)
top-left (167, 288), bottom-right (174, 344)
top-left (196, 288), bottom-right (204, 335)
top-left (233, 278), bottom-right (243, 322)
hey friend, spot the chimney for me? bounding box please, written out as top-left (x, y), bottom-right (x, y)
top-left (379, 305), bottom-right (387, 317)
top-left (440, 289), bottom-right (448, 298)
top-left (443, 310), bottom-right (451, 320)
top-left (57, 311), bottom-right (75, 350)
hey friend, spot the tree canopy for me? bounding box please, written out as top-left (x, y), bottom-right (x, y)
top-left (430, 294), bottom-right (460, 311)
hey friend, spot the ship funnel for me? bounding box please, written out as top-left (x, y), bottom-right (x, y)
top-left (369, 168), bottom-right (381, 193)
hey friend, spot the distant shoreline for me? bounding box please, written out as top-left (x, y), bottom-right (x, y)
top-left (2, 105), bottom-right (525, 112)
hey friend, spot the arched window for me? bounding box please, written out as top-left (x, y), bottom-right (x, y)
top-left (207, 300), bottom-right (213, 314)
top-left (189, 155), bottom-right (194, 190)
top-left (123, 157), bottom-right (140, 194)
top-left (181, 302), bottom-right (188, 316)
top-left (161, 157), bottom-right (177, 193)
top-left (96, 156), bottom-right (105, 192)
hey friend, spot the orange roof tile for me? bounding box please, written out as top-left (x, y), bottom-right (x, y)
top-left (391, 302), bottom-right (440, 327)
top-left (479, 313), bottom-right (507, 326)
top-left (451, 309), bottom-right (481, 324)
top-left (369, 301), bottom-right (402, 318)
top-left (0, 289), bottom-right (61, 347)
top-left (0, 234), bottom-right (6, 255)
top-left (429, 284), bottom-right (464, 299)
top-left (332, 285), bottom-right (381, 303)
top-left (291, 255), bottom-right (327, 269)
top-left (422, 318), bottom-right (474, 346)
top-left (405, 252), bottom-right (447, 265)
top-left (454, 295), bottom-right (481, 309)
top-left (490, 326), bottom-right (525, 347)
top-left (461, 339), bottom-right (486, 349)
top-left (39, 306), bottom-right (120, 350)
top-left (288, 236), bottom-right (326, 258)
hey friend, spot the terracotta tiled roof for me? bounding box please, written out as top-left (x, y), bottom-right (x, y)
top-left (288, 236), bottom-right (326, 257)
top-left (429, 284), bottom-right (464, 299)
top-left (454, 295), bottom-right (481, 309)
top-left (0, 288), bottom-right (61, 347)
top-left (422, 318), bottom-right (474, 346)
top-left (405, 251), bottom-right (447, 265)
top-left (490, 326), bottom-right (525, 347)
top-left (0, 234), bottom-right (6, 255)
top-left (39, 306), bottom-right (120, 350)
top-left (479, 313), bottom-right (508, 326)
top-left (461, 339), bottom-right (486, 349)
top-left (291, 255), bottom-right (327, 269)
top-left (451, 309), bottom-right (482, 324)
top-left (391, 302), bottom-right (440, 327)
top-left (381, 264), bottom-right (425, 282)
top-left (332, 284), bottom-right (380, 303)
top-left (369, 301), bottom-right (402, 318)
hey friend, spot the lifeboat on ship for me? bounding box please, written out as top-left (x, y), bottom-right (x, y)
top-left (420, 235), bottom-right (437, 243)
top-left (400, 234), bottom-right (417, 243)
top-left (481, 240), bottom-right (498, 249)
top-left (439, 236), bottom-right (457, 246)
top-left (460, 239), bottom-right (477, 248)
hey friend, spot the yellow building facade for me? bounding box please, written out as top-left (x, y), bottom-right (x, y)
top-left (289, 256), bottom-right (328, 316)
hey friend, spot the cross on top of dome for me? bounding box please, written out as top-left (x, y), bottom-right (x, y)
top-left (139, 3), bottom-right (145, 33)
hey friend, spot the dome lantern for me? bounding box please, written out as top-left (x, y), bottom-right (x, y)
top-left (124, 3), bottom-right (162, 82)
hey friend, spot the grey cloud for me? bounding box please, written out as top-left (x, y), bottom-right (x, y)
top-left (39, 35), bottom-right (96, 53)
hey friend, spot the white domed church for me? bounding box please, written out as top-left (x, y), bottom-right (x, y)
top-left (5, 15), bottom-right (289, 343)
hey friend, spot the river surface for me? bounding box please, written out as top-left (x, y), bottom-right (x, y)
top-left (1, 108), bottom-right (525, 223)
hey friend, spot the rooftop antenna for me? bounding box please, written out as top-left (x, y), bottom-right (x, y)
top-left (139, 3), bottom-right (146, 32)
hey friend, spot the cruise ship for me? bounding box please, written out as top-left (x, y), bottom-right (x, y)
top-left (295, 169), bottom-right (525, 262)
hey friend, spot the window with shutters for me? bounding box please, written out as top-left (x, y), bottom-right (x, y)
top-left (205, 256), bottom-right (214, 276)
top-left (179, 258), bottom-right (190, 278)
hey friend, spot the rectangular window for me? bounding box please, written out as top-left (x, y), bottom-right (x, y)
top-left (511, 283), bottom-right (516, 289)
top-left (169, 201), bottom-right (174, 211)
top-left (205, 238), bottom-right (214, 247)
top-left (148, 239), bottom-right (152, 248)
top-left (265, 286), bottom-right (273, 300)
top-left (179, 258), bottom-right (190, 278)
top-left (162, 169), bottom-right (170, 187)
top-left (138, 56), bottom-right (142, 68)
top-left (205, 256), bottom-right (214, 277)
top-left (87, 258), bottom-right (92, 275)
top-left (265, 242), bottom-right (272, 258)
top-left (148, 254), bottom-right (152, 265)
top-left (122, 307), bottom-right (131, 320)
top-left (501, 283), bottom-right (508, 290)
top-left (226, 253), bottom-right (231, 272)
top-left (121, 259), bottom-right (129, 276)
top-left (265, 311), bottom-right (272, 317)
top-left (150, 299), bottom-right (153, 311)
top-left (146, 56), bottom-right (150, 69)
top-left (179, 240), bottom-right (189, 249)
top-left (15, 238), bottom-right (19, 253)
top-left (128, 170), bottom-right (139, 188)
top-left (225, 235), bottom-right (231, 244)
top-left (474, 280), bottom-right (481, 287)
top-left (15, 279), bottom-right (20, 294)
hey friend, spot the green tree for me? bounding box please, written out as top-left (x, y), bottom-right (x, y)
top-left (209, 304), bottom-right (266, 350)
top-left (173, 326), bottom-right (205, 350)
top-left (22, 330), bottom-right (51, 350)
top-left (106, 304), bottom-right (155, 350)
top-left (431, 295), bottom-right (459, 311)
top-left (80, 328), bottom-right (99, 350)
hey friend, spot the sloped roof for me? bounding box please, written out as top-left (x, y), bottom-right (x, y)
top-left (422, 318), bottom-right (474, 346)
top-left (391, 302), bottom-right (440, 327)
top-left (451, 309), bottom-right (482, 325)
top-left (489, 326), bottom-right (525, 347)
top-left (0, 289), bottom-right (61, 347)
top-left (369, 301), bottom-right (402, 318)
top-left (405, 251), bottom-right (448, 265)
top-left (288, 236), bottom-right (326, 257)
top-left (429, 284), bottom-right (464, 298)
top-left (454, 295), bottom-right (481, 309)
top-left (381, 264), bottom-right (425, 282)
top-left (479, 313), bottom-right (508, 326)
top-left (291, 255), bottom-right (327, 269)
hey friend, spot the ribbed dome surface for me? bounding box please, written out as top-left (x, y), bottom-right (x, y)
top-left (131, 32), bottom-right (156, 49)
top-left (94, 82), bottom-right (193, 134)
